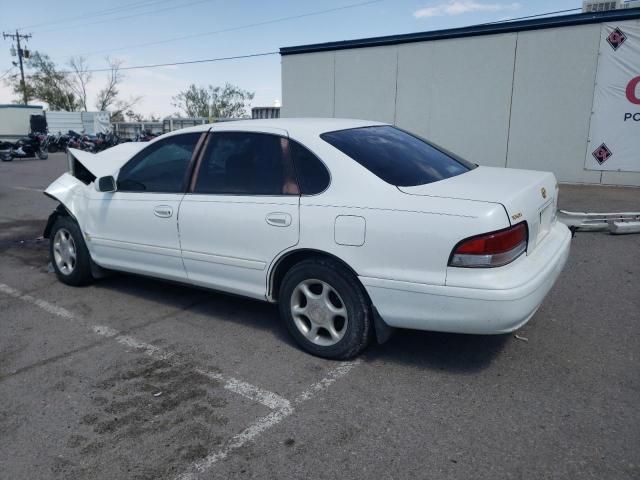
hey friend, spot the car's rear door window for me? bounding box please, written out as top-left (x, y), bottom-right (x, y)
top-left (320, 125), bottom-right (475, 187)
top-left (193, 132), bottom-right (298, 195)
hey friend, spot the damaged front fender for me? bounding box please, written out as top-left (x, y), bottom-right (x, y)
top-left (43, 172), bottom-right (89, 238)
top-left (43, 204), bottom-right (73, 239)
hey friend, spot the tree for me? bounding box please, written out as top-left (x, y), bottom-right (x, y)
top-left (94, 58), bottom-right (141, 121)
top-left (171, 84), bottom-right (210, 117)
top-left (95, 57), bottom-right (123, 112)
top-left (125, 109), bottom-right (144, 122)
top-left (68, 56), bottom-right (91, 111)
top-left (210, 83), bottom-right (255, 119)
top-left (172, 83), bottom-right (254, 119)
top-left (7, 52), bottom-right (78, 110)
top-left (4, 51), bottom-right (141, 117)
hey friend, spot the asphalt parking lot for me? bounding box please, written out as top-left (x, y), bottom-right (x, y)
top-left (1, 153), bottom-right (639, 480)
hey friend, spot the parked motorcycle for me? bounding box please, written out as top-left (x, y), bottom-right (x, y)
top-left (134, 130), bottom-right (159, 142)
top-left (47, 132), bottom-right (70, 153)
top-left (0, 133), bottom-right (50, 162)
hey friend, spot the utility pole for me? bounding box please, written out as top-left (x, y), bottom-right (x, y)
top-left (3, 30), bottom-right (32, 105)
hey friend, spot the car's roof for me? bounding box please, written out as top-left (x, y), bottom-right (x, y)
top-left (162, 117), bottom-right (389, 138)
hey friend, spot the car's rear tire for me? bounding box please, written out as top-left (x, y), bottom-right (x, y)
top-left (49, 216), bottom-right (93, 286)
top-left (279, 258), bottom-right (373, 359)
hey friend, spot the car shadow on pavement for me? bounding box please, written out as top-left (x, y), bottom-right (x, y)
top-left (93, 274), bottom-right (509, 371)
top-left (364, 329), bottom-right (509, 373)
top-left (95, 273), bottom-right (296, 346)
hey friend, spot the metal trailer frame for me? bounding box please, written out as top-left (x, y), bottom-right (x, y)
top-left (558, 210), bottom-right (640, 234)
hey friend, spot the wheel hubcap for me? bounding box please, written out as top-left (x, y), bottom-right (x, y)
top-left (290, 279), bottom-right (348, 347)
top-left (53, 228), bottom-right (77, 275)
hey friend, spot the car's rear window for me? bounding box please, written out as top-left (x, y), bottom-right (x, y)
top-left (320, 125), bottom-right (476, 187)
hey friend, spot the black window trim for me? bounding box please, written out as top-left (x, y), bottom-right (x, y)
top-left (187, 130), bottom-right (306, 198)
top-left (115, 131), bottom-right (208, 194)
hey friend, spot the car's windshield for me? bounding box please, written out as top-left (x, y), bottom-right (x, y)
top-left (320, 125), bottom-right (476, 187)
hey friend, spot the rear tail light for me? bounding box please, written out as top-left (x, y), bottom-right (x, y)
top-left (449, 222), bottom-right (528, 268)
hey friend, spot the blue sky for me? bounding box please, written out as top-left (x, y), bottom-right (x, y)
top-left (1, 0), bottom-right (582, 117)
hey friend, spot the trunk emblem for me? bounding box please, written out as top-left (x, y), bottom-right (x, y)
top-left (541, 187), bottom-right (547, 199)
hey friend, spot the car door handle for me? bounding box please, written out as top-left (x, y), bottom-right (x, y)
top-left (153, 205), bottom-right (173, 218)
top-left (266, 212), bottom-right (292, 227)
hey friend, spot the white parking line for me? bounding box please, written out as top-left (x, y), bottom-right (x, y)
top-left (0, 282), bottom-right (361, 479)
top-left (0, 283), bottom-right (290, 411)
top-left (0, 283), bottom-right (78, 320)
top-left (8, 186), bottom-right (43, 192)
top-left (176, 360), bottom-right (361, 480)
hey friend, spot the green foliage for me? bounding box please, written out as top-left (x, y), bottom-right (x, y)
top-left (172, 84), bottom-right (210, 117)
top-left (8, 52), bottom-right (79, 111)
top-left (4, 52), bottom-right (139, 116)
top-left (172, 83), bottom-right (255, 119)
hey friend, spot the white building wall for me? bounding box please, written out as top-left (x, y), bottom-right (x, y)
top-left (282, 51), bottom-right (335, 117)
top-left (281, 20), bottom-right (640, 186)
top-left (507, 24), bottom-right (603, 184)
top-left (0, 105), bottom-right (43, 141)
top-left (395, 34), bottom-right (517, 168)
top-left (334, 46), bottom-right (397, 123)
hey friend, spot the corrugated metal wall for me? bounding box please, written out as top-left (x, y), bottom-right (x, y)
top-left (45, 111), bottom-right (84, 134)
top-left (46, 111), bottom-right (110, 135)
top-left (281, 20), bottom-right (640, 187)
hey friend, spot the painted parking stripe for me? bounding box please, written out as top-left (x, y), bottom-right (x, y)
top-left (0, 283), bottom-right (290, 411)
top-left (176, 359), bottom-right (361, 480)
top-left (0, 283), bottom-right (78, 320)
top-left (8, 186), bottom-right (43, 192)
top-left (0, 282), bottom-right (361, 478)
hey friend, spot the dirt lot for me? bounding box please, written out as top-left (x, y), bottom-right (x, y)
top-left (1, 153), bottom-right (639, 480)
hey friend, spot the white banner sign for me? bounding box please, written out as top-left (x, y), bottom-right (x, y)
top-left (586, 21), bottom-right (640, 172)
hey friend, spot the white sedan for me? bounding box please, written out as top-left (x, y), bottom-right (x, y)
top-left (44, 119), bottom-right (571, 359)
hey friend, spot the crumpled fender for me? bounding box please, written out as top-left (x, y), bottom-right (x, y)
top-left (43, 143), bottom-right (145, 236)
top-left (43, 173), bottom-right (89, 238)
top-left (44, 173), bottom-right (87, 218)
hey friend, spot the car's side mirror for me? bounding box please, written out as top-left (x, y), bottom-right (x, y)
top-left (97, 175), bottom-right (117, 193)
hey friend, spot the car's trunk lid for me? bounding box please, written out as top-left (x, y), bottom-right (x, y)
top-left (398, 166), bottom-right (558, 250)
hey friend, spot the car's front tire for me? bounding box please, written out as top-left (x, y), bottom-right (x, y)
top-left (49, 216), bottom-right (93, 286)
top-left (279, 258), bottom-right (373, 359)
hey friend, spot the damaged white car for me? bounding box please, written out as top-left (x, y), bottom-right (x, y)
top-left (44, 119), bottom-right (571, 359)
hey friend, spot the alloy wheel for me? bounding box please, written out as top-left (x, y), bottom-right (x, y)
top-left (53, 228), bottom-right (77, 275)
top-left (290, 279), bottom-right (349, 347)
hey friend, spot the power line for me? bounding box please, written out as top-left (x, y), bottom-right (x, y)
top-left (73, 0), bottom-right (384, 58)
top-left (14, 4), bottom-right (586, 82)
top-left (0, 66), bottom-right (16, 80)
top-left (18, 0), bottom-right (177, 31)
top-left (33, 0), bottom-right (214, 34)
top-left (25, 51), bottom-right (279, 77)
top-left (480, 8), bottom-right (582, 25)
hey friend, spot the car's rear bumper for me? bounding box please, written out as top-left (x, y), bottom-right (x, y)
top-left (360, 221), bottom-right (571, 334)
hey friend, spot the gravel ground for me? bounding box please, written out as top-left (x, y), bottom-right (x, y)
top-left (0, 153), bottom-right (638, 480)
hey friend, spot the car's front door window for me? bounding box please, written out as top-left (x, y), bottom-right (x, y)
top-left (118, 133), bottom-right (202, 193)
